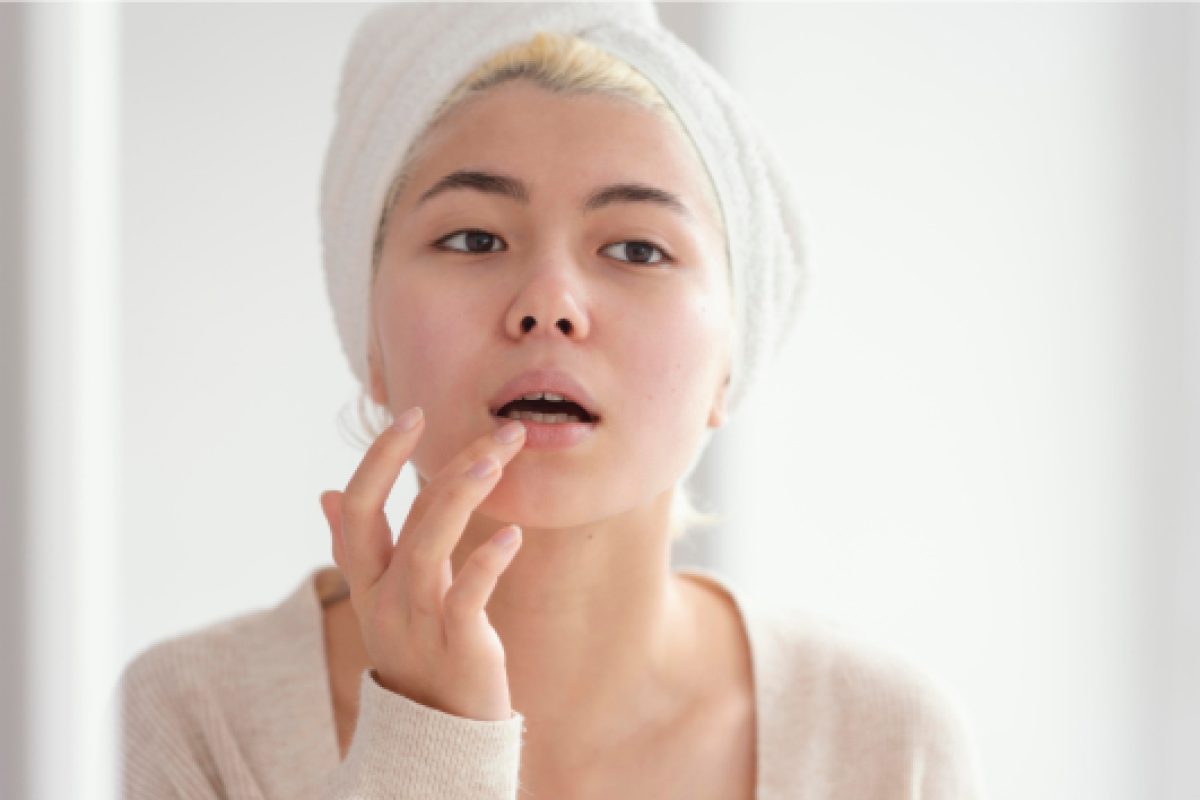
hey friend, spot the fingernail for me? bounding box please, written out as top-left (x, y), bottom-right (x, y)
top-left (494, 420), bottom-right (525, 444)
top-left (394, 406), bottom-right (423, 432)
top-left (468, 456), bottom-right (498, 479)
top-left (494, 525), bottom-right (520, 547)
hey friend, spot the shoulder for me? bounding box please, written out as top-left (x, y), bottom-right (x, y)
top-left (114, 603), bottom-right (279, 796)
top-left (750, 606), bottom-right (986, 797)
top-left (115, 598), bottom-right (288, 775)
top-left (119, 597), bottom-right (284, 709)
top-left (115, 572), bottom-right (336, 797)
top-left (115, 575), bottom-right (319, 755)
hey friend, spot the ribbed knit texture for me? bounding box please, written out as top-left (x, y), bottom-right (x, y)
top-left (116, 566), bottom-right (986, 799)
top-left (328, 669), bottom-right (524, 798)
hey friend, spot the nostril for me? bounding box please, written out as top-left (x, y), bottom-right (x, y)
top-left (518, 317), bottom-right (575, 334)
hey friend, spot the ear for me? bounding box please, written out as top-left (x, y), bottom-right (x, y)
top-left (707, 369), bottom-right (731, 429)
top-left (367, 320), bottom-right (389, 408)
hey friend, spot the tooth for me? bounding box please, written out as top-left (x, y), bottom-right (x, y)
top-left (543, 392), bottom-right (564, 402)
top-left (521, 392), bottom-right (544, 401)
top-left (502, 408), bottom-right (585, 423)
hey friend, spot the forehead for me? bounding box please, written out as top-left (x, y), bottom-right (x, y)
top-left (400, 80), bottom-right (721, 225)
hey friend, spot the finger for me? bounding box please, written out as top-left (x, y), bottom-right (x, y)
top-left (399, 419), bottom-right (527, 553)
top-left (399, 422), bottom-right (526, 605)
top-left (340, 407), bottom-right (425, 592)
top-left (443, 525), bottom-right (522, 640)
top-left (321, 490), bottom-right (346, 567)
top-left (394, 422), bottom-right (525, 619)
top-left (432, 419), bottom-right (528, 482)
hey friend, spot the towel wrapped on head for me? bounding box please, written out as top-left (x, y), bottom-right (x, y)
top-left (320, 0), bottom-right (809, 422)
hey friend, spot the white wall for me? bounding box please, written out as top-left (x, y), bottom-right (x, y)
top-left (712, 4), bottom-right (1195, 800)
top-left (1168, 7), bottom-right (1200, 799)
top-left (118, 1), bottom-right (374, 658)
top-left (8, 3), bottom-right (1196, 800)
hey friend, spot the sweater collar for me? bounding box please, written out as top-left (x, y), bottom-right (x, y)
top-left (274, 562), bottom-right (777, 799)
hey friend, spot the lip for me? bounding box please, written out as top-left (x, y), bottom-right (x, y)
top-left (487, 367), bottom-right (601, 422)
top-left (490, 414), bottom-right (597, 450)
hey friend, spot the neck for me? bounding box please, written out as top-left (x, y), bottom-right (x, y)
top-left (453, 488), bottom-right (705, 756)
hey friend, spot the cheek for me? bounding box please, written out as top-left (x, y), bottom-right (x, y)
top-left (619, 292), bottom-right (727, 414)
top-left (562, 287), bottom-right (727, 516)
top-left (373, 277), bottom-right (493, 475)
top-left (375, 283), bottom-right (458, 401)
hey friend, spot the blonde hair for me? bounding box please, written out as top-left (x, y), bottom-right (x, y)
top-left (342, 31), bottom-right (726, 542)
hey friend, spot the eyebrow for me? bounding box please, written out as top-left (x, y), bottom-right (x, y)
top-left (415, 169), bottom-right (694, 220)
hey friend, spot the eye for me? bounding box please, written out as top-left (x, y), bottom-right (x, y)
top-left (434, 229), bottom-right (506, 254)
top-left (601, 240), bottom-right (671, 266)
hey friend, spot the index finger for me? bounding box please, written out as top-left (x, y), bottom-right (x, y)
top-left (339, 406), bottom-right (425, 592)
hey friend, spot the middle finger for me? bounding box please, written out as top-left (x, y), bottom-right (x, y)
top-left (398, 420), bottom-right (527, 585)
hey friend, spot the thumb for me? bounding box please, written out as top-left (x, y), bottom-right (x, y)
top-left (320, 490), bottom-right (345, 563)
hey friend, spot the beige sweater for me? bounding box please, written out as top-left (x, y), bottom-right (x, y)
top-left (115, 564), bottom-right (986, 799)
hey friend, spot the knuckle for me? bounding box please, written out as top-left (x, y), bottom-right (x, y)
top-left (406, 587), bottom-right (441, 619)
top-left (443, 443), bottom-right (490, 480)
top-left (340, 493), bottom-right (374, 521)
top-left (472, 544), bottom-right (506, 574)
top-left (444, 476), bottom-right (483, 505)
top-left (441, 590), bottom-right (476, 624)
top-left (407, 543), bottom-right (440, 571)
top-left (466, 439), bottom-right (494, 462)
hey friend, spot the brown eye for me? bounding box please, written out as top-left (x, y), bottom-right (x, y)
top-left (602, 240), bottom-right (668, 265)
top-left (436, 229), bottom-right (505, 253)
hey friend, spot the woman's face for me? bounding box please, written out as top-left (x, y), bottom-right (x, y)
top-left (369, 79), bottom-right (733, 529)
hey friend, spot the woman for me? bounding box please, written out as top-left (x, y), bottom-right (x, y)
top-left (118, 4), bottom-right (985, 798)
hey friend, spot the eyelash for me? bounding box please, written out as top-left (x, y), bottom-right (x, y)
top-left (432, 229), bottom-right (673, 266)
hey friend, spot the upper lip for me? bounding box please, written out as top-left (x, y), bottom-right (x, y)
top-left (489, 368), bottom-right (601, 421)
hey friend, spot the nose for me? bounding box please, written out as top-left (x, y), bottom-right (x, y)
top-left (503, 265), bottom-right (590, 342)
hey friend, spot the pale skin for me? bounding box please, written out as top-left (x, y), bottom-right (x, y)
top-left (318, 79), bottom-right (755, 799)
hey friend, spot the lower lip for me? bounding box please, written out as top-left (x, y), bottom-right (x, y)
top-left (491, 414), bottom-right (598, 449)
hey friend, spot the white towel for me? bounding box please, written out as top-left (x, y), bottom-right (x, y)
top-left (320, 1), bottom-right (809, 418)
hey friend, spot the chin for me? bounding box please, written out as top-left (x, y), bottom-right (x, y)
top-left (478, 478), bottom-right (607, 531)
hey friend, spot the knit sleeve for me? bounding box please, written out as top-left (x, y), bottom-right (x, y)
top-left (791, 612), bottom-right (990, 800)
top-left (115, 648), bottom-right (224, 799)
top-left (883, 657), bottom-right (984, 800)
top-left (907, 673), bottom-right (988, 799)
top-left (319, 668), bottom-right (526, 800)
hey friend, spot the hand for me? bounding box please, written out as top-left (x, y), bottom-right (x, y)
top-left (319, 408), bottom-right (528, 722)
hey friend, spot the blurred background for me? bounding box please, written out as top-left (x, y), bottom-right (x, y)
top-left (1, 2), bottom-right (1197, 798)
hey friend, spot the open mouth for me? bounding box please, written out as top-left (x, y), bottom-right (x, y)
top-left (491, 392), bottom-right (600, 424)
